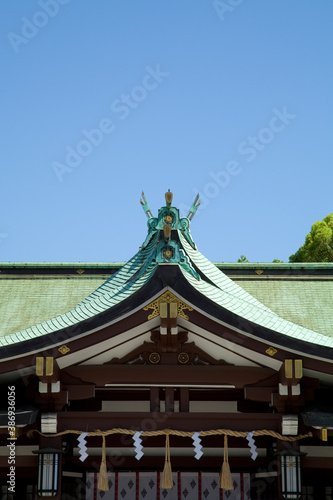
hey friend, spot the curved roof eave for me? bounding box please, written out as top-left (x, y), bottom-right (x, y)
top-left (177, 231), bottom-right (333, 351)
top-left (1, 261), bottom-right (333, 364)
top-left (0, 232), bottom-right (160, 350)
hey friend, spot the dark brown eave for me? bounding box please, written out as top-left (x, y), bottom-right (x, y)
top-left (0, 307), bottom-right (152, 375)
top-left (186, 309), bottom-right (333, 376)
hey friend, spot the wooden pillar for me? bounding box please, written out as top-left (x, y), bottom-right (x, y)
top-left (165, 387), bottom-right (174, 412)
top-left (150, 387), bottom-right (160, 412)
top-left (179, 387), bottom-right (189, 412)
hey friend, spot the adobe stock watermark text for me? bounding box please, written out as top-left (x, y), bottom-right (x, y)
top-left (52, 65), bottom-right (169, 182)
top-left (180, 106), bottom-right (296, 214)
top-left (7, 0), bottom-right (71, 54)
top-left (7, 386), bottom-right (16, 494)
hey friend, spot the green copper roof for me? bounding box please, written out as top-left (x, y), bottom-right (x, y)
top-left (0, 274), bottom-right (107, 337)
top-left (2, 263), bottom-right (333, 340)
top-left (178, 232), bottom-right (333, 347)
top-left (0, 191), bottom-right (333, 348)
top-left (0, 234), bottom-right (158, 346)
top-left (234, 278), bottom-right (333, 336)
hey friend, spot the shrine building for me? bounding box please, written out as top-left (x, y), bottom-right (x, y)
top-left (1, 191), bottom-right (333, 500)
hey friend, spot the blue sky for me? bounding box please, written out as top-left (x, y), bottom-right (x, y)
top-left (1, 1), bottom-right (332, 263)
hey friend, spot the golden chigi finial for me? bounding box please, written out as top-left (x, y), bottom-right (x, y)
top-left (165, 190), bottom-right (173, 207)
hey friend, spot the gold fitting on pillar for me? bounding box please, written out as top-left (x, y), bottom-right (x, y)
top-left (285, 359), bottom-right (293, 379)
top-left (36, 357), bottom-right (44, 377)
top-left (45, 357), bottom-right (54, 376)
top-left (321, 428), bottom-right (328, 441)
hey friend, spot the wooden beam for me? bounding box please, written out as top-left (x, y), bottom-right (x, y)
top-left (64, 365), bottom-right (275, 388)
top-left (0, 456), bottom-right (38, 469)
top-left (58, 411), bottom-right (282, 432)
top-left (303, 457), bottom-right (333, 469)
top-left (67, 384), bottom-right (95, 400)
top-left (95, 389), bottom-right (150, 401)
top-left (244, 386), bottom-right (276, 402)
top-left (237, 400), bottom-right (270, 413)
top-left (70, 399), bottom-right (102, 411)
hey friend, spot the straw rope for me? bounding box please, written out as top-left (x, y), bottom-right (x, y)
top-left (220, 435), bottom-right (233, 490)
top-left (98, 434), bottom-right (108, 491)
top-left (27, 427), bottom-right (312, 441)
top-left (27, 426), bottom-right (312, 492)
top-left (161, 433), bottom-right (173, 488)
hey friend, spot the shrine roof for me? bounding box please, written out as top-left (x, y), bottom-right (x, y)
top-left (0, 262), bottom-right (332, 341)
top-left (0, 192), bottom-right (333, 351)
top-left (1, 262), bottom-right (333, 340)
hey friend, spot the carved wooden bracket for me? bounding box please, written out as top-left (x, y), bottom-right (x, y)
top-left (106, 330), bottom-right (232, 366)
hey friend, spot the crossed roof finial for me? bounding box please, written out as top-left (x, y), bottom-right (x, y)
top-left (140, 191), bottom-right (153, 218)
top-left (186, 194), bottom-right (200, 221)
top-left (140, 191), bottom-right (200, 221)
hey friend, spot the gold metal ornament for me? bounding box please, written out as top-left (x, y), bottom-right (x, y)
top-left (58, 345), bottom-right (70, 355)
top-left (266, 347), bottom-right (277, 356)
top-left (165, 191), bottom-right (173, 206)
top-left (163, 248), bottom-right (173, 259)
top-left (178, 352), bottom-right (190, 364)
top-left (143, 291), bottom-right (193, 320)
top-left (149, 352), bottom-right (161, 364)
top-left (163, 225), bottom-right (171, 240)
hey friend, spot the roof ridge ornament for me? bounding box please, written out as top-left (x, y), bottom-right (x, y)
top-left (140, 191), bottom-right (154, 219)
top-left (186, 193), bottom-right (200, 221)
top-left (140, 191), bottom-right (198, 266)
top-left (140, 191), bottom-right (200, 222)
top-left (165, 189), bottom-right (173, 207)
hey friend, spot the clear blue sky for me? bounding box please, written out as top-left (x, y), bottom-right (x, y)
top-left (1, 1), bottom-right (332, 263)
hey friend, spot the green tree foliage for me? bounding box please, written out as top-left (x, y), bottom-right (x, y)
top-left (237, 255), bottom-right (249, 263)
top-left (272, 259), bottom-right (284, 263)
top-left (289, 214), bottom-right (333, 262)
